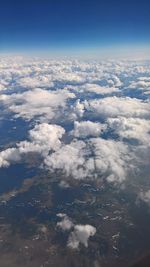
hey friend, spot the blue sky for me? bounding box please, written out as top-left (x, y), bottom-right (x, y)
top-left (0, 0), bottom-right (150, 55)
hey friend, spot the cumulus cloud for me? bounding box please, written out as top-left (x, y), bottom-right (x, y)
top-left (44, 140), bottom-right (88, 179)
top-left (56, 214), bottom-right (96, 249)
top-left (57, 214), bottom-right (74, 231)
top-left (72, 120), bottom-right (106, 138)
top-left (83, 97), bottom-right (150, 119)
top-left (107, 117), bottom-right (150, 145)
top-left (128, 79), bottom-right (150, 90)
top-left (17, 123), bottom-right (65, 158)
top-left (80, 83), bottom-right (119, 95)
top-left (138, 77), bottom-right (150, 81)
top-left (17, 76), bottom-right (54, 89)
top-left (72, 99), bottom-right (85, 118)
top-left (89, 138), bottom-right (131, 183)
top-left (2, 123), bottom-right (130, 184)
top-left (0, 83), bottom-right (6, 91)
top-left (0, 123), bottom-right (65, 167)
top-left (59, 180), bottom-right (70, 188)
top-left (44, 137), bottom-right (131, 183)
top-left (67, 224), bottom-right (96, 249)
top-left (54, 71), bottom-right (86, 85)
top-left (0, 148), bottom-right (21, 168)
top-left (139, 190), bottom-right (150, 205)
top-left (0, 88), bottom-right (75, 121)
top-left (28, 123), bottom-right (65, 151)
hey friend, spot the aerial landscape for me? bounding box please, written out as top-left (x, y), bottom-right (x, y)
top-left (0, 1), bottom-right (150, 267)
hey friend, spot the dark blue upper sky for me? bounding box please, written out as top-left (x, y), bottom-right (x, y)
top-left (0, 0), bottom-right (150, 54)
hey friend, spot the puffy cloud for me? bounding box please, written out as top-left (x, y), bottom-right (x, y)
top-left (107, 117), bottom-right (150, 145)
top-left (127, 77), bottom-right (150, 95)
top-left (17, 122), bottom-right (65, 156)
top-left (56, 214), bottom-right (96, 249)
top-left (0, 88), bottom-right (75, 121)
top-left (72, 120), bottom-right (106, 138)
top-left (138, 77), bottom-right (150, 82)
top-left (139, 190), bottom-right (150, 205)
top-left (17, 76), bottom-right (54, 89)
top-left (110, 75), bottom-right (122, 87)
top-left (67, 224), bottom-right (96, 249)
top-left (44, 137), bottom-right (131, 183)
top-left (57, 214), bottom-right (74, 231)
top-left (44, 140), bottom-right (88, 179)
top-left (0, 83), bottom-right (6, 91)
top-left (0, 148), bottom-right (21, 168)
top-left (53, 71), bottom-right (86, 85)
top-left (28, 123), bottom-right (65, 151)
top-left (2, 124), bottom-right (130, 184)
top-left (83, 97), bottom-right (150, 119)
top-left (128, 80), bottom-right (150, 90)
top-left (59, 180), bottom-right (70, 188)
top-left (72, 99), bottom-right (85, 118)
top-left (0, 123), bottom-right (65, 167)
top-left (80, 83), bottom-right (119, 95)
top-left (89, 138), bottom-right (131, 183)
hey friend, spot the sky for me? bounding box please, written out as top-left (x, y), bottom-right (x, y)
top-left (0, 0), bottom-right (150, 56)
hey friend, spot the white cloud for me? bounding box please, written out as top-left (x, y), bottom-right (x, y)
top-left (0, 123), bottom-right (65, 167)
top-left (29, 123), bottom-right (65, 151)
top-left (56, 214), bottom-right (96, 249)
top-left (44, 137), bottom-right (131, 183)
top-left (89, 138), bottom-right (131, 183)
top-left (53, 71), bottom-right (86, 84)
top-left (139, 190), bottom-right (150, 205)
top-left (107, 117), bottom-right (150, 145)
top-left (83, 97), bottom-right (150, 119)
top-left (44, 140), bottom-right (88, 179)
top-left (72, 120), bottom-right (106, 138)
top-left (80, 83), bottom-right (119, 95)
top-left (0, 148), bottom-right (21, 168)
top-left (0, 88), bottom-right (75, 121)
top-left (3, 123), bottom-right (128, 184)
top-left (138, 77), bottom-right (150, 81)
top-left (17, 76), bottom-right (54, 89)
top-left (73, 99), bottom-right (85, 118)
top-left (0, 83), bottom-right (6, 91)
top-left (57, 214), bottom-right (74, 231)
top-left (59, 180), bottom-right (70, 188)
top-left (67, 224), bottom-right (96, 249)
top-left (17, 123), bottom-right (65, 157)
top-left (128, 80), bottom-right (150, 90)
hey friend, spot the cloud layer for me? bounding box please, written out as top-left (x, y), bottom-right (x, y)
top-left (0, 57), bottom-right (149, 187)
